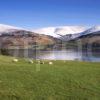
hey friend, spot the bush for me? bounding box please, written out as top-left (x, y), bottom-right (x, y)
top-left (0, 49), bottom-right (9, 55)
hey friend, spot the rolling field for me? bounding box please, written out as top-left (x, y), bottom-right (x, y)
top-left (0, 55), bottom-right (99, 100)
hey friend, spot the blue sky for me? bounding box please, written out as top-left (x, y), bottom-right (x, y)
top-left (0, 0), bottom-right (100, 29)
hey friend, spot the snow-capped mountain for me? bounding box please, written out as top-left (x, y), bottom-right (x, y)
top-left (33, 26), bottom-right (87, 38)
top-left (0, 24), bottom-right (100, 41)
top-left (0, 24), bottom-right (58, 50)
top-left (81, 26), bottom-right (100, 36)
top-left (0, 24), bottom-right (24, 34)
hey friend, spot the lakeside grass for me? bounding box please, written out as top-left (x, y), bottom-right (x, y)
top-left (0, 55), bottom-right (100, 100)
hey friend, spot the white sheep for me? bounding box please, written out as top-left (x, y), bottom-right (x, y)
top-left (13, 58), bottom-right (18, 62)
top-left (28, 59), bottom-right (34, 64)
top-left (49, 61), bottom-right (53, 65)
top-left (37, 60), bottom-right (44, 64)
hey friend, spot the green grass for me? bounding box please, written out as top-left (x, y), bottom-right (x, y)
top-left (0, 55), bottom-right (99, 100)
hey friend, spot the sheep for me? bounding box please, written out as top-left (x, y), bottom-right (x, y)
top-left (49, 61), bottom-right (53, 65)
top-left (13, 58), bottom-right (18, 62)
top-left (37, 60), bottom-right (44, 64)
top-left (28, 59), bottom-right (34, 64)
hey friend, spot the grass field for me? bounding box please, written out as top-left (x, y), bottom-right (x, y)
top-left (0, 55), bottom-right (99, 100)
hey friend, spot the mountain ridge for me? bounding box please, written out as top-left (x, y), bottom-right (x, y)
top-left (33, 26), bottom-right (87, 38)
top-left (0, 24), bottom-right (100, 41)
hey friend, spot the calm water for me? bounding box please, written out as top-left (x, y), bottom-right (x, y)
top-left (8, 49), bottom-right (100, 62)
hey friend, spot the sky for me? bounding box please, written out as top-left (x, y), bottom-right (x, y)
top-left (0, 0), bottom-right (100, 29)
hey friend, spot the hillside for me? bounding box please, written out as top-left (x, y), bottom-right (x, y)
top-left (0, 24), bottom-right (100, 51)
top-left (0, 24), bottom-right (61, 50)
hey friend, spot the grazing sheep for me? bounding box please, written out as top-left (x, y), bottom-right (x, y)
top-left (13, 58), bottom-right (18, 62)
top-left (37, 60), bottom-right (44, 64)
top-left (49, 61), bottom-right (53, 65)
top-left (29, 59), bottom-right (34, 64)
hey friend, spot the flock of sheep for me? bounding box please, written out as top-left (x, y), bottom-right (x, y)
top-left (12, 58), bottom-right (53, 65)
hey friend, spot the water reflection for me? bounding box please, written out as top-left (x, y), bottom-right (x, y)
top-left (6, 49), bottom-right (100, 62)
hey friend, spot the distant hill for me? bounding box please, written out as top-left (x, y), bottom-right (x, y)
top-left (0, 24), bottom-right (100, 50)
top-left (0, 24), bottom-right (60, 50)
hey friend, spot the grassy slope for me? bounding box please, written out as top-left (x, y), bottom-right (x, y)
top-left (0, 55), bottom-right (99, 100)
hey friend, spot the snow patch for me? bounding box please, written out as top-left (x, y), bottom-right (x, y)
top-left (0, 24), bottom-right (24, 33)
top-left (80, 26), bottom-right (100, 36)
top-left (33, 26), bottom-right (86, 38)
